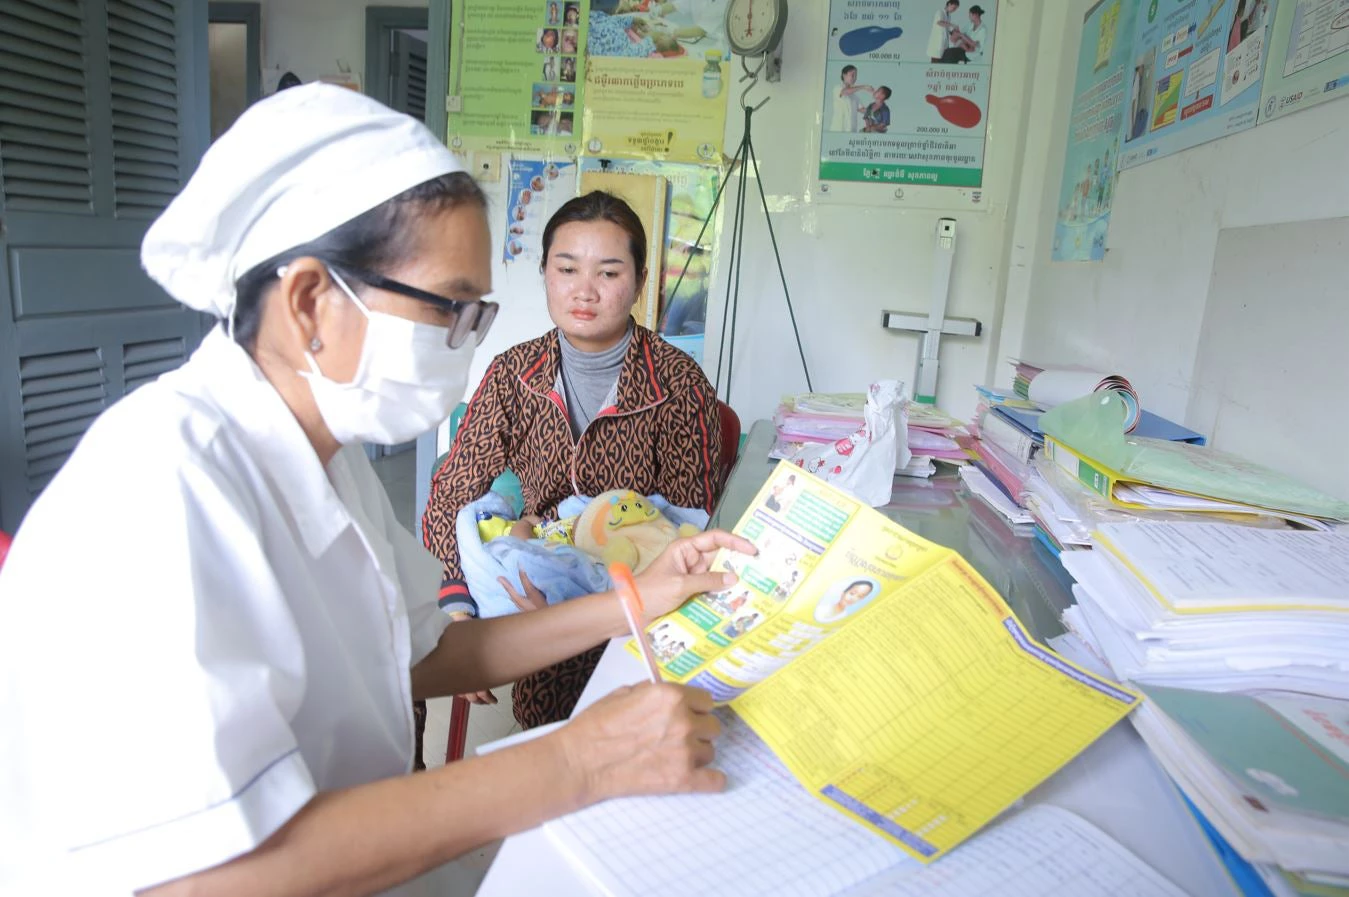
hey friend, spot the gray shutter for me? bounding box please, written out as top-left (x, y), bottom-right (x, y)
top-left (391, 30), bottom-right (428, 122)
top-left (0, 0), bottom-right (95, 214)
top-left (0, 0), bottom-right (207, 532)
top-left (108, 0), bottom-right (182, 218)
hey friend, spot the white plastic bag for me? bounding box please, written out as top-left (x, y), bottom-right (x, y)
top-left (784, 380), bottom-right (910, 507)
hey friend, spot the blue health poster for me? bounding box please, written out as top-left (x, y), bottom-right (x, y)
top-left (1117, 0), bottom-right (1269, 170)
top-left (1052, 0), bottom-right (1138, 262)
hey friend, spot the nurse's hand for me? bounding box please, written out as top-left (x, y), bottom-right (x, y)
top-left (634, 529), bottom-right (757, 621)
top-left (558, 682), bottom-right (725, 801)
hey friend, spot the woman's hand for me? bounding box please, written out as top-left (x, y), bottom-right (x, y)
top-left (553, 683), bottom-right (725, 802)
top-left (633, 530), bottom-right (757, 621)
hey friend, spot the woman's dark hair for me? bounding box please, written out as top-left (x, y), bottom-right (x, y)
top-left (231, 171), bottom-right (487, 350)
top-left (846, 579), bottom-right (873, 594)
top-left (540, 190), bottom-right (647, 275)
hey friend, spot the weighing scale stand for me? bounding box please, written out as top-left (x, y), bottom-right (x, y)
top-left (661, 59), bottom-right (812, 405)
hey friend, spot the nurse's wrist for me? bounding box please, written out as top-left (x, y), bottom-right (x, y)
top-left (540, 725), bottom-right (594, 812)
top-left (580, 589), bottom-right (629, 640)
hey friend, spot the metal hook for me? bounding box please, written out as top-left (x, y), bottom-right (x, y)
top-left (738, 55), bottom-right (770, 112)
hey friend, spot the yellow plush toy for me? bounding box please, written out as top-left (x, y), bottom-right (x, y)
top-left (573, 490), bottom-right (700, 573)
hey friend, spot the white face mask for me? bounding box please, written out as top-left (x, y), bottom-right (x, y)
top-left (298, 267), bottom-right (474, 446)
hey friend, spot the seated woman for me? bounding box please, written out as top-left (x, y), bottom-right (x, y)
top-left (423, 191), bottom-right (723, 728)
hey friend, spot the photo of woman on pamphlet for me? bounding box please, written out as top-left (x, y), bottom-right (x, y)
top-left (764, 473), bottom-right (800, 513)
top-left (814, 577), bottom-right (880, 623)
top-left (721, 612), bottom-right (762, 639)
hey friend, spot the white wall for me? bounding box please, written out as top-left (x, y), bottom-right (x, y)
top-left (258, 0), bottom-right (426, 93)
top-left (700, 1), bottom-right (1042, 429)
top-left (208, 22), bottom-right (249, 139)
top-left (1001, 1), bottom-right (1349, 500)
top-left (443, 0), bottom-right (1046, 457)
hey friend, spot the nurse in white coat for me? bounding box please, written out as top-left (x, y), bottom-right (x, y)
top-left (0, 85), bottom-right (750, 897)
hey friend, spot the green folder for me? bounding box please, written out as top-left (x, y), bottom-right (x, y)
top-left (1141, 685), bottom-right (1349, 824)
top-left (1039, 393), bottom-right (1349, 522)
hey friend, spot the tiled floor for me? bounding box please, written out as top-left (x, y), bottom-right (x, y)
top-left (423, 689), bottom-right (520, 890)
top-left (372, 451), bottom-right (522, 892)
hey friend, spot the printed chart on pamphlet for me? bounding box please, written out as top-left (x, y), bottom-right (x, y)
top-left (629, 462), bottom-right (1140, 863)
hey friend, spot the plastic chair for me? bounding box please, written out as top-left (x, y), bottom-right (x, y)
top-left (716, 401), bottom-right (742, 490)
top-left (439, 403), bottom-right (521, 764)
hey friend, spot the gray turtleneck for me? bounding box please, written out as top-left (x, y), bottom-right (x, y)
top-left (557, 325), bottom-right (632, 438)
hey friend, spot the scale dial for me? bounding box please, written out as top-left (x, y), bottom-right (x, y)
top-left (725, 0), bottom-right (788, 57)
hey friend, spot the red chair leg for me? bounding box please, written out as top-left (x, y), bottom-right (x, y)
top-left (445, 696), bottom-right (471, 764)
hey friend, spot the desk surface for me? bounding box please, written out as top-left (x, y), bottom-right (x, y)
top-left (476, 422), bottom-right (1239, 897)
top-left (714, 421), bottom-right (1075, 645)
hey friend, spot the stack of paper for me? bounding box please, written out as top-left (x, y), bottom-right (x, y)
top-left (1062, 520), bottom-right (1349, 882)
top-left (958, 466), bottom-right (1032, 526)
top-left (1020, 463), bottom-right (1095, 552)
top-left (771, 392), bottom-right (971, 469)
top-left (966, 385), bottom-right (1212, 552)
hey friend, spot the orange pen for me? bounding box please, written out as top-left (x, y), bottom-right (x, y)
top-left (610, 562), bottom-right (663, 683)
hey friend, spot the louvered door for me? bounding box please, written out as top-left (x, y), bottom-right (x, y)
top-left (390, 30), bottom-right (428, 122)
top-left (0, 0), bottom-right (208, 532)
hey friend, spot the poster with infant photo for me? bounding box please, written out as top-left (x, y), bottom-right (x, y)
top-left (502, 158), bottom-right (578, 265)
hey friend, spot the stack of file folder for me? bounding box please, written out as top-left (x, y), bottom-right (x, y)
top-left (1040, 393), bottom-right (1349, 532)
top-left (1061, 520), bottom-right (1349, 894)
top-left (967, 389), bottom-right (1215, 550)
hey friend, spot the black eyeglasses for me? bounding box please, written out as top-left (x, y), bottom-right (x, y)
top-left (328, 264), bottom-right (498, 350)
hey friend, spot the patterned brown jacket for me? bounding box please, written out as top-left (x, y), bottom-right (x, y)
top-left (422, 325), bottom-right (722, 614)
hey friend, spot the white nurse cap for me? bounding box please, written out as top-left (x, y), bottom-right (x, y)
top-left (141, 83), bottom-right (463, 319)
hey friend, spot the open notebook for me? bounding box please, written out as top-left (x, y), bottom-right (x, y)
top-left (539, 712), bottom-right (1190, 897)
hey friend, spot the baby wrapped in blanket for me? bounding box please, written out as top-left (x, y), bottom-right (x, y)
top-left (456, 489), bottom-right (707, 618)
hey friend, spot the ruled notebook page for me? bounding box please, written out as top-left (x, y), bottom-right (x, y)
top-left (542, 711), bottom-right (908, 897)
top-left (838, 804), bottom-right (1192, 897)
top-left (542, 714), bottom-right (1190, 897)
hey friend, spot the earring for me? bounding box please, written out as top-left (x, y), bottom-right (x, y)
top-left (309, 337), bottom-right (322, 352)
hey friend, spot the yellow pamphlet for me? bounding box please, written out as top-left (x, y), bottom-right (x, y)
top-left (630, 462), bottom-right (1140, 863)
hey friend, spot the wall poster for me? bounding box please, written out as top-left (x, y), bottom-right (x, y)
top-left (447, 0), bottom-right (589, 155)
top-left (1116, 0), bottom-right (1270, 170)
top-left (1052, 0), bottom-right (1138, 262)
top-left (577, 158), bottom-right (722, 363)
top-left (502, 158), bottom-right (579, 265)
top-left (582, 0), bottom-right (731, 163)
top-left (819, 0), bottom-right (999, 187)
top-left (1259, 0), bottom-right (1349, 123)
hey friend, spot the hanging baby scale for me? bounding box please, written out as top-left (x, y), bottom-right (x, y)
top-left (661, 0), bottom-right (811, 405)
